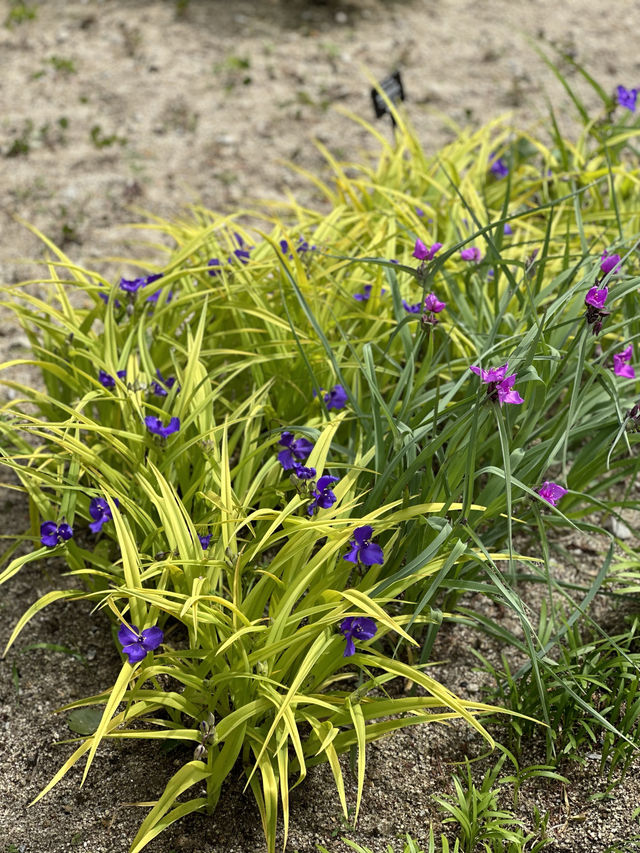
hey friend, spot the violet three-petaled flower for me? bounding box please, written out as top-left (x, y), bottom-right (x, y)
top-left (40, 520), bottom-right (73, 547)
top-left (339, 616), bottom-right (377, 657)
top-left (353, 284), bottom-right (373, 302)
top-left (151, 369), bottom-right (179, 397)
top-left (537, 481), bottom-right (567, 507)
top-left (613, 344), bottom-right (636, 379)
top-left (277, 431), bottom-right (314, 471)
top-left (617, 85), bottom-right (638, 112)
top-left (117, 623), bottom-right (164, 664)
top-left (343, 525), bottom-right (384, 566)
top-left (490, 156), bottom-right (509, 178)
top-left (89, 496), bottom-right (119, 534)
top-left (307, 475), bottom-right (339, 515)
top-left (98, 369), bottom-right (126, 389)
top-left (199, 533), bottom-right (212, 549)
top-left (402, 299), bottom-right (422, 314)
top-left (324, 385), bottom-right (348, 411)
top-left (145, 415), bottom-right (180, 438)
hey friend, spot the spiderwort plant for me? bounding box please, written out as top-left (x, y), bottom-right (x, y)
top-left (584, 286), bottom-right (610, 335)
top-left (307, 475), bottom-right (339, 515)
top-left (616, 85), bottom-right (638, 112)
top-left (277, 431), bottom-right (314, 471)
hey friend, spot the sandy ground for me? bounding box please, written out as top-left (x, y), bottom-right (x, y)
top-left (2, 1), bottom-right (640, 851)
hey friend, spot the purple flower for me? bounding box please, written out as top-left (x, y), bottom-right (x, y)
top-left (151, 369), bottom-right (179, 397)
top-left (490, 156), bottom-right (509, 178)
top-left (293, 465), bottom-right (316, 480)
top-left (308, 475), bottom-right (339, 515)
top-left (415, 207), bottom-right (425, 217)
top-left (89, 496), bottom-right (119, 534)
top-left (402, 299), bottom-right (422, 314)
top-left (208, 258), bottom-right (222, 277)
top-left (503, 223), bottom-right (513, 235)
top-left (424, 293), bottom-right (446, 313)
top-left (324, 385), bottom-right (348, 411)
top-left (470, 363), bottom-right (524, 406)
top-left (413, 239), bottom-right (442, 261)
top-left (585, 286), bottom-right (608, 309)
top-left (537, 481), bottom-right (568, 507)
top-left (98, 369), bottom-right (126, 389)
top-left (117, 623), bottom-right (164, 664)
top-left (199, 533), bottom-right (212, 549)
top-left (277, 431), bottom-right (314, 471)
top-left (339, 616), bottom-right (377, 657)
top-left (343, 525), bottom-right (384, 566)
top-left (614, 344), bottom-right (636, 379)
top-left (617, 85), bottom-right (638, 112)
top-left (600, 252), bottom-right (622, 275)
top-left (145, 415), bottom-right (180, 438)
top-left (119, 276), bottom-right (146, 294)
top-left (460, 247), bottom-right (482, 262)
top-left (40, 520), bottom-right (73, 547)
top-left (354, 284), bottom-right (373, 302)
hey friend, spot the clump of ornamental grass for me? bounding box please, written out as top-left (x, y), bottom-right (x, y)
top-left (2, 61), bottom-right (640, 852)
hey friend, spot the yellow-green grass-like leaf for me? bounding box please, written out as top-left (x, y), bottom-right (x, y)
top-left (2, 589), bottom-right (86, 656)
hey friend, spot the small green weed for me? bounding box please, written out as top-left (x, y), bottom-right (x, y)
top-left (4, 0), bottom-right (36, 27)
top-left (89, 124), bottom-right (127, 149)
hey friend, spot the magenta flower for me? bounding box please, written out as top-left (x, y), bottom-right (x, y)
top-left (117, 623), bottom-right (164, 664)
top-left (585, 287), bottom-right (608, 309)
top-left (470, 363), bottom-right (524, 406)
top-left (460, 247), bottom-right (482, 262)
top-left (537, 481), bottom-right (568, 507)
top-left (40, 520), bottom-right (73, 547)
top-left (613, 344), bottom-right (636, 379)
top-left (343, 526), bottom-right (384, 566)
top-left (145, 415), bottom-right (180, 438)
top-left (600, 252), bottom-right (622, 275)
top-left (617, 85), bottom-right (638, 112)
top-left (413, 239), bottom-right (442, 261)
top-left (424, 293), bottom-right (446, 313)
top-left (339, 616), bottom-right (377, 657)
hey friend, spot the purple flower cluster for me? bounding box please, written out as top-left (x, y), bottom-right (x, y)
top-left (469, 363), bottom-right (524, 407)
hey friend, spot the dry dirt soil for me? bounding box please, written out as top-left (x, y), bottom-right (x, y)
top-left (2, 1), bottom-right (640, 852)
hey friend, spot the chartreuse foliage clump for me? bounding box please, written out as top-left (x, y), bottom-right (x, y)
top-left (3, 66), bottom-right (640, 852)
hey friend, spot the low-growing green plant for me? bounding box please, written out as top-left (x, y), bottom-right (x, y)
top-left (2, 56), bottom-right (640, 852)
